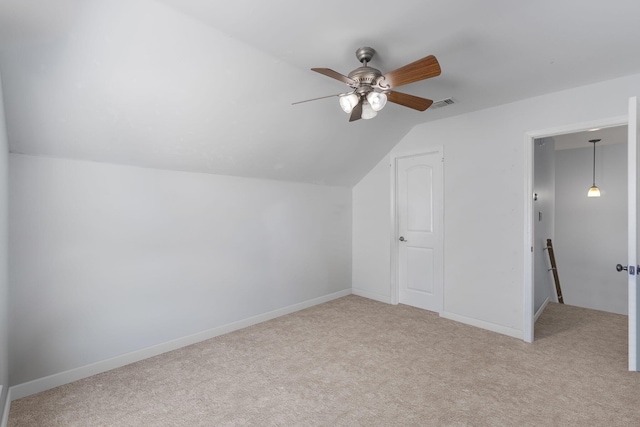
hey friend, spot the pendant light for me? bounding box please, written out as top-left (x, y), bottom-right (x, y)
top-left (587, 139), bottom-right (601, 198)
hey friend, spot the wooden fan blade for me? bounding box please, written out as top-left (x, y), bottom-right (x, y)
top-left (387, 91), bottom-right (434, 111)
top-left (311, 68), bottom-right (356, 86)
top-left (379, 55), bottom-right (441, 89)
top-left (349, 100), bottom-right (363, 122)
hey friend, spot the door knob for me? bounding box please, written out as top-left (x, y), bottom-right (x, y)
top-left (399, 236), bottom-right (407, 242)
top-left (617, 264), bottom-right (639, 274)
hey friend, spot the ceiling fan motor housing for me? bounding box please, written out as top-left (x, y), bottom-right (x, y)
top-left (348, 66), bottom-right (383, 94)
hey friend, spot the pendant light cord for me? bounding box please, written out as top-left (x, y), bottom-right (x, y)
top-left (592, 141), bottom-right (596, 186)
top-left (587, 138), bottom-right (601, 197)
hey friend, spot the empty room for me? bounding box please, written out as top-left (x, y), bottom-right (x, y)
top-left (1, 1), bottom-right (640, 425)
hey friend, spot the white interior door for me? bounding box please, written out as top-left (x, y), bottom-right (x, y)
top-left (396, 151), bottom-right (443, 312)
top-left (628, 96), bottom-right (639, 371)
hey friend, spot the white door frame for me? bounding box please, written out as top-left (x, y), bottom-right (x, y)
top-left (390, 147), bottom-right (444, 309)
top-left (627, 96), bottom-right (638, 371)
top-left (523, 115), bottom-right (627, 342)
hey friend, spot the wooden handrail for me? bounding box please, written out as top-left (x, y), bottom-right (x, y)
top-left (545, 238), bottom-right (564, 304)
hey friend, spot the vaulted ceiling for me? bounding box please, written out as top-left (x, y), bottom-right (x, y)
top-left (1, 0), bottom-right (640, 186)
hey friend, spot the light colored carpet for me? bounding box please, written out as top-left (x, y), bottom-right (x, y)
top-left (8, 295), bottom-right (640, 426)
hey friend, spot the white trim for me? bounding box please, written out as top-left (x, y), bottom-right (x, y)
top-left (9, 289), bottom-right (351, 401)
top-left (523, 115), bottom-right (628, 344)
top-left (440, 311), bottom-right (523, 340)
top-left (534, 297), bottom-right (550, 323)
top-left (389, 147), bottom-right (444, 312)
top-left (351, 288), bottom-right (392, 304)
top-left (523, 132), bottom-right (535, 343)
top-left (389, 155), bottom-right (399, 305)
top-left (1, 387), bottom-right (10, 427)
top-left (526, 116), bottom-right (628, 140)
top-left (628, 96), bottom-right (638, 371)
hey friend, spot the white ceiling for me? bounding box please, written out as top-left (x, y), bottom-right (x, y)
top-left (1, 0), bottom-right (640, 186)
top-left (553, 126), bottom-right (628, 151)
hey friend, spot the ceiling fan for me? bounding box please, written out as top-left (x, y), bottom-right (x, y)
top-left (293, 47), bottom-right (441, 122)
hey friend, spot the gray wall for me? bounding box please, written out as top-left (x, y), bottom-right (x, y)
top-left (0, 71), bottom-right (9, 423)
top-left (9, 154), bottom-right (352, 385)
top-left (555, 143), bottom-right (627, 314)
top-left (533, 137), bottom-right (556, 313)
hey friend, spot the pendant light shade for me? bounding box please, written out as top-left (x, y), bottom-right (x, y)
top-left (587, 139), bottom-right (601, 198)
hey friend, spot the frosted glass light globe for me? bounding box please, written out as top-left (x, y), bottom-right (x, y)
top-left (339, 94), bottom-right (359, 113)
top-left (361, 101), bottom-right (377, 120)
top-left (366, 91), bottom-right (387, 112)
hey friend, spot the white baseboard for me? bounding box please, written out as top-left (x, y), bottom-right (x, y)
top-left (9, 289), bottom-right (352, 401)
top-left (354, 291), bottom-right (524, 340)
top-left (440, 310), bottom-right (524, 340)
top-left (351, 288), bottom-right (392, 304)
top-left (1, 387), bottom-right (10, 427)
top-left (534, 297), bottom-right (550, 323)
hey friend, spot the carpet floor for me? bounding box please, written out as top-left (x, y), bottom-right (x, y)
top-left (8, 295), bottom-right (640, 426)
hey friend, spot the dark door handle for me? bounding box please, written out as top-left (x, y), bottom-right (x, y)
top-left (399, 236), bottom-right (407, 242)
top-left (618, 264), bottom-right (639, 274)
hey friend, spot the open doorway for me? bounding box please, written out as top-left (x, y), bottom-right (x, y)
top-left (533, 126), bottom-right (628, 319)
top-left (523, 115), bottom-right (629, 343)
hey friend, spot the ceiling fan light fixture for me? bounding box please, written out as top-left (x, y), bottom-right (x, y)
top-left (366, 91), bottom-right (387, 111)
top-left (339, 93), bottom-right (359, 113)
top-left (361, 100), bottom-right (377, 120)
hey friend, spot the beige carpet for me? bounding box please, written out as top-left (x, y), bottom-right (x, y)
top-left (8, 295), bottom-right (640, 426)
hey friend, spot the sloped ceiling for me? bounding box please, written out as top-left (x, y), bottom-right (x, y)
top-left (1, 0), bottom-right (640, 186)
